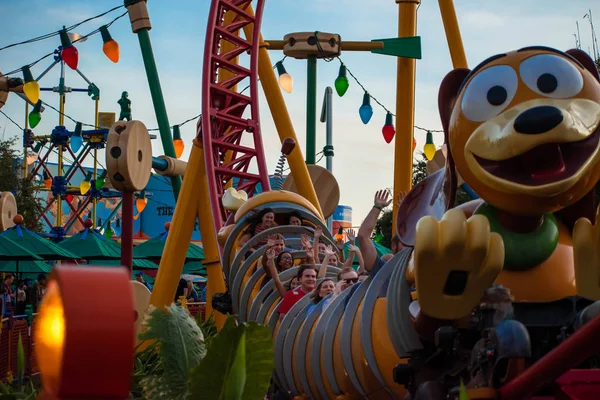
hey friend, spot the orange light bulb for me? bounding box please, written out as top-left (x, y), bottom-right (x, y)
top-left (136, 198), bottom-right (148, 214)
top-left (173, 139), bottom-right (185, 158)
top-left (103, 40), bottom-right (120, 63)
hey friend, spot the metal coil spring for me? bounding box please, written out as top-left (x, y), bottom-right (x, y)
top-left (272, 153), bottom-right (287, 190)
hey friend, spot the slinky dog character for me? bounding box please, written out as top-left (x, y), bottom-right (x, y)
top-left (397, 46), bottom-right (600, 397)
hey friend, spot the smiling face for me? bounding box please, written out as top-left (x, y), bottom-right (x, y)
top-left (339, 270), bottom-right (358, 291)
top-left (262, 212), bottom-right (275, 227)
top-left (300, 267), bottom-right (317, 292)
top-left (289, 216), bottom-right (302, 226)
top-left (318, 279), bottom-right (335, 297)
top-left (278, 251), bottom-right (293, 270)
top-left (450, 48), bottom-right (600, 216)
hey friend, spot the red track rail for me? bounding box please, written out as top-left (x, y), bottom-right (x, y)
top-left (199, 0), bottom-right (270, 232)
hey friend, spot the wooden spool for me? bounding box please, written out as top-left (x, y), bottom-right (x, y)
top-left (282, 165), bottom-right (340, 219)
top-left (106, 120), bottom-right (152, 192)
top-left (0, 191), bottom-right (17, 231)
top-left (283, 32), bottom-right (341, 59)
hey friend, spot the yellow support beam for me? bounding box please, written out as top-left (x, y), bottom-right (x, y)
top-left (438, 0), bottom-right (468, 69)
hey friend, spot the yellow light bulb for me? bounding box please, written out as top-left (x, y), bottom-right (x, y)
top-left (278, 73), bottom-right (293, 93)
top-left (23, 80), bottom-right (40, 104)
top-left (102, 40), bottom-right (120, 63)
top-left (173, 138), bottom-right (185, 158)
top-left (35, 281), bottom-right (65, 392)
top-left (424, 143), bottom-right (436, 161)
top-left (80, 180), bottom-right (91, 195)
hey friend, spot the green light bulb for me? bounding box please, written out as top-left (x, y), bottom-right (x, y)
top-left (28, 100), bottom-right (42, 128)
top-left (334, 65), bottom-right (349, 97)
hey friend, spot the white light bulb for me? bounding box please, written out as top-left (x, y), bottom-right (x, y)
top-left (278, 73), bottom-right (293, 93)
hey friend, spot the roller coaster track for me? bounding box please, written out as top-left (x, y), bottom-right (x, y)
top-left (199, 0), bottom-right (270, 232)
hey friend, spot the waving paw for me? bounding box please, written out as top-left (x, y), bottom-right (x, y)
top-left (414, 208), bottom-right (504, 320)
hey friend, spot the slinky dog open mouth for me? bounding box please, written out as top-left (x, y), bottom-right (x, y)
top-left (474, 127), bottom-right (600, 186)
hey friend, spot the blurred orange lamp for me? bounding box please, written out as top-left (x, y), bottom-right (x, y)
top-left (136, 190), bottom-right (148, 214)
top-left (172, 125), bottom-right (184, 159)
top-left (35, 266), bottom-right (134, 399)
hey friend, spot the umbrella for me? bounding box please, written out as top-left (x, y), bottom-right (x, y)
top-left (1, 223), bottom-right (79, 260)
top-left (58, 228), bottom-right (122, 260)
top-left (133, 228), bottom-right (204, 261)
top-left (0, 235), bottom-right (42, 261)
top-left (0, 260), bottom-right (51, 274)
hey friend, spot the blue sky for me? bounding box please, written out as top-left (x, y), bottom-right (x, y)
top-left (0, 0), bottom-right (598, 225)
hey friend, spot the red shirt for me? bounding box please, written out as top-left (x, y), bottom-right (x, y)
top-left (278, 287), bottom-right (310, 315)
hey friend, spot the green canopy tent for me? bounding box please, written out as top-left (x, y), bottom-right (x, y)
top-left (1, 223), bottom-right (79, 261)
top-left (57, 227), bottom-right (122, 260)
top-left (0, 235), bottom-right (44, 277)
top-left (133, 228), bottom-right (204, 262)
top-left (0, 260), bottom-right (51, 274)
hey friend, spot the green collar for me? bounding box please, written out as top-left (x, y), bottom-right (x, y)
top-left (474, 203), bottom-right (559, 271)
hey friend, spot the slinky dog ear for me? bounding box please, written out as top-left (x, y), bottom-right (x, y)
top-left (566, 49), bottom-right (600, 82)
top-left (397, 68), bottom-right (471, 247)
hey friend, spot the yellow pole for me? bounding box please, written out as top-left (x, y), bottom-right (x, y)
top-left (195, 141), bottom-right (227, 328)
top-left (23, 103), bottom-right (29, 179)
top-left (243, 6), bottom-right (324, 220)
top-left (93, 98), bottom-right (99, 228)
top-left (438, 0), bottom-right (468, 69)
top-left (392, 0), bottom-right (420, 237)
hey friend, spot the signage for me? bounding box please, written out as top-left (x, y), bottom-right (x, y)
top-left (97, 112), bottom-right (116, 129)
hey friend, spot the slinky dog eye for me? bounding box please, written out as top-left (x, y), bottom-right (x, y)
top-left (461, 65), bottom-right (518, 122)
top-left (519, 54), bottom-right (583, 98)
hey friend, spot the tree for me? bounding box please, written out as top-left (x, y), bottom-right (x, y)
top-left (373, 152), bottom-right (473, 247)
top-left (0, 137), bottom-right (44, 232)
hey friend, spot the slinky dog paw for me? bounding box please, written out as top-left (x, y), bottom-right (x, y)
top-left (414, 208), bottom-right (504, 320)
top-left (573, 212), bottom-right (600, 301)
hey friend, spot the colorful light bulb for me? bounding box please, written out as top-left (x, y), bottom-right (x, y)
top-left (28, 100), bottom-right (42, 128)
top-left (172, 125), bottom-right (184, 158)
top-left (334, 65), bottom-right (349, 97)
top-left (95, 170), bottom-right (107, 190)
top-left (104, 225), bottom-right (114, 239)
top-left (382, 112), bottom-right (395, 144)
top-left (22, 66), bottom-right (40, 104)
top-left (70, 122), bottom-right (83, 153)
top-left (43, 171), bottom-right (52, 189)
top-left (65, 194), bottom-right (74, 203)
top-left (100, 26), bottom-right (120, 63)
top-left (359, 93), bottom-right (373, 124)
top-left (335, 227), bottom-right (344, 242)
top-left (80, 171), bottom-right (93, 195)
top-left (59, 28), bottom-right (79, 70)
top-left (424, 131), bottom-right (436, 161)
top-left (136, 191), bottom-right (148, 214)
top-left (413, 137), bottom-right (417, 152)
top-left (275, 61), bottom-right (293, 93)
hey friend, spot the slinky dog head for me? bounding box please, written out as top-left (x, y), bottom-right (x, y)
top-left (397, 47), bottom-right (600, 246)
top-left (448, 47), bottom-right (600, 216)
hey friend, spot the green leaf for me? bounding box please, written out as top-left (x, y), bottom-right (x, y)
top-left (241, 322), bottom-right (274, 400)
top-left (199, 312), bottom-right (218, 348)
top-left (138, 304), bottom-right (205, 399)
top-left (189, 316), bottom-right (245, 400)
top-left (17, 333), bottom-right (24, 390)
top-left (223, 331), bottom-right (246, 400)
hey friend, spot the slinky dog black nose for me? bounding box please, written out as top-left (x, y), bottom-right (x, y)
top-left (514, 106), bottom-right (564, 135)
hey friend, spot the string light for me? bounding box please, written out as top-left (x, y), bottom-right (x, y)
top-left (43, 171), bottom-right (52, 189)
top-left (70, 122), bottom-right (83, 153)
top-left (95, 170), bottom-right (107, 190)
top-left (358, 92), bottom-right (373, 124)
top-left (136, 191), bottom-right (148, 214)
top-left (29, 101), bottom-right (42, 129)
top-left (59, 28), bottom-right (79, 70)
top-left (334, 65), bottom-right (349, 97)
top-left (275, 61), bottom-right (293, 93)
top-left (172, 125), bottom-right (184, 159)
top-left (99, 26), bottom-right (119, 63)
top-left (22, 66), bottom-right (40, 104)
top-left (424, 131), bottom-right (436, 161)
top-left (80, 171), bottom-right (93, 195)
top-left (382, 112), bottom-right (395, 144)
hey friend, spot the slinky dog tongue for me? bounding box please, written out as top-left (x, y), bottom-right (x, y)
top-left (521, 143), bottom-right (566, 180)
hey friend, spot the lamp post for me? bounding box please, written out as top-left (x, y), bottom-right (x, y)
top-left (320, 86), bottom-right (334, 232)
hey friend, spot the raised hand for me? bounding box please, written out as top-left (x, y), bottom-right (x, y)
top-left (266, 248), bottom-right (275, 261)
top-left (324, 245), bottom-right (336, 256)
top-left (374, 189), bottom-right (392, 209)
top-left (314, 225), bottom-right (323, 239)
top-left (573, 212), bottom-right (600, 300)
top-left (266, 235), bottom-right (276, 248)
top-left (414, 208), bottom-right (504, 320)
top-left (347, 229), bottom-right (356, 244)
top-left (301, 234), bottom-right (312, 250)
top-left (348, 244), bottom-right (360, 254)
